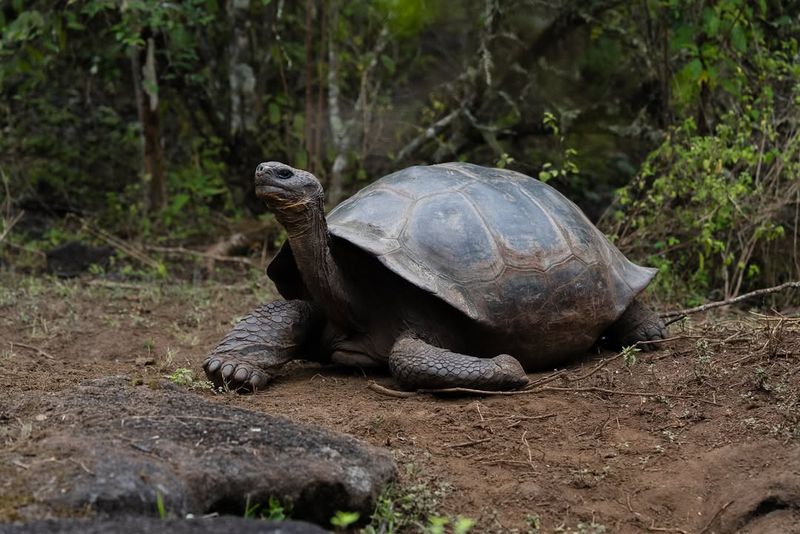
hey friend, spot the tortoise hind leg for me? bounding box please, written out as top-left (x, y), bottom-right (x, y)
top-left (605, 299), bottom-right (666, 351)
top-left (389, 336), bottom-right (529, 391)
top-left (203, 300), bottom-right (321, 392)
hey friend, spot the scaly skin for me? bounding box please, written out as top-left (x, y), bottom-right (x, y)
top-left (203, 300), bottom-right (319, 391)
top-left (389, 337), bottom-right (529, 390)
top-left (606, 299), bottom-right (666, 350)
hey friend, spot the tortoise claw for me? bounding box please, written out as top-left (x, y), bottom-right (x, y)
top-left (221, 363), bottom-right (235, 379)
top-left (249, 371), bottom-right (269, 391)
top-left (204, 358), bottom-right (221, 374)
top-left (202, 354), bottom-right (275, 394)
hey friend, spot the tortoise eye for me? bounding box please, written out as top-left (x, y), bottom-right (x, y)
top-left (276, 168), bottom-right (293, 180)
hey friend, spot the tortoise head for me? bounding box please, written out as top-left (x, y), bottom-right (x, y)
top-left (255, 161), bottom-right (323, 222)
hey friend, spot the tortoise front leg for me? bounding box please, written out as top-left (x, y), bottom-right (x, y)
top-left (203, 300), bottom-right (321, 392)
top-left (389, 336), bottom-right (529, 391)
top-left (605, 299), bottom-right (666, 351)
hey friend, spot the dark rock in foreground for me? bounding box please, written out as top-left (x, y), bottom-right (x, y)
top-left (0, 516), bottom-right (327, 534)
top-left (1, 377), bottom-right (394, 526)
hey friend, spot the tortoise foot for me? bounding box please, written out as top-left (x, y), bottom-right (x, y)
top-left (607, 299), bottom-right (666, 351)
top-left (389, 336), bottom-right (529, 390)
top-left (201, 300), bottom-right (321, 393)
top-left (203, 354), bottom-right (272, 392)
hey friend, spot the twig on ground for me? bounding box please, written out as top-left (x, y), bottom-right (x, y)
top-left (68, 458), bottom-right (95, 475)
top-left (749, 310), bottom-right (800, 322)
top-left (142, 244), bottom-right (258, 267)
top-left (367, 381), bottom-right (719, 406)
top-left (481, 413), bottom-right (556, 422)
top-left (86, 280), bottom-right (151, 290)
top-left (565, 352), bottom-right (623, 383)
top-left (662, 281), bottom-right (800, 317)
top-left (663, 314), bottom-right (687, 326)
top-left (481, 459), bottom-right (539, 469)
top-left (537, 386), bottom-right (720, 406)
top-left (521, 430), bottom-right (534, 467)
top-left (367, 381), bottom-right (417, 398)
top-left (10, 341), bottom-right (56, 360)
top-left (698, 500), bottom-right (733, 534)
top-left (444, 437), bottom-right (491, 448)
top-left (80, 220), bottom-right (161, 270)
top-left (526, 368), bottom-right (568, 388)
top-left (646, 522), bottom-right (689, 534)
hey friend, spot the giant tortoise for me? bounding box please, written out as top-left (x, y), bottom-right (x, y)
top-left (203, 162), bottom-right (665, 391)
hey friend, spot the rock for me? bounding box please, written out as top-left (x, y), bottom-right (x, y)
top-left (0, 516), bottom-right (327, 534)
top-left (45, 241), bottom-right (113, 278)
top-left (1, 378), bottom-right (394, 527)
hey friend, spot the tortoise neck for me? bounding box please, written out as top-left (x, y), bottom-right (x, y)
top-left (281, 198), bottom-right (357, 328)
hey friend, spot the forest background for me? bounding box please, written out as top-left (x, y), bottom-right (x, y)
top-left (1, 0), bottom-right (799, 307)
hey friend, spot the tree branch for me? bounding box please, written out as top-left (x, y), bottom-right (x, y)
top-left (662, 281), bottom-right (800, 317)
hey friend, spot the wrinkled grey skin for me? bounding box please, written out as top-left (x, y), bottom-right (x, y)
top-left (203, 162), bottom-right (666, 392)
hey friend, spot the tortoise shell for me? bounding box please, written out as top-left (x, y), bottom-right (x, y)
top-left (269, 163), bottom-right (655, 358)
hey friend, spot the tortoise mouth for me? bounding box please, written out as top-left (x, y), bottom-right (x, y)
top-left (255, 182), bottom-right (289, 198)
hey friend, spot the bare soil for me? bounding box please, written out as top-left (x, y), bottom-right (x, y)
top-left (1, 271), bottom-right (799, 533)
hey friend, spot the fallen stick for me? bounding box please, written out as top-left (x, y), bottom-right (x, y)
top-left (142, 245), bottom-right (257, 267)
top-left (80, 220), bottom-right (161, 270)
top-left (0, 210), bottom-right (23, 243)
top-left (369, 381), bottom-right (719, 406)
top-left (662, 281), bottom-right (800, 317)
top-left (537, 386), bottom-right (720, 406)
top-left (444, 437), bottom-right (491, 448)
top-left (367, 381), bottom-right (417, 398)
top-left (10, 341), bottom-right (56, 360)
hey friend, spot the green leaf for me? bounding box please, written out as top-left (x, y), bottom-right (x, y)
top-left (380, 54), bottom-right (395, 74)
top-left (671, 24), bottom-right (696, 52)
top-left (330, 511), bottom-right (360, 528)
top-left (730, 25), bottom-right (747, 53)
top-left (703, 9), bottom-right (720, 37)
top-left (268, 102), bottom-right (280, 125)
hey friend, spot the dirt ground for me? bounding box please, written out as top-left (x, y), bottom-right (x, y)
top-left (1, 270), bottom-right (799, 533)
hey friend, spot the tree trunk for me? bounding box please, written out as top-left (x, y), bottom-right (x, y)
top-left (131, 35), bottom-right (167, 213)
top-left (229, 0), bottom-right (257, 137)
top-left (326, 2), bottom-right (347, 206)
top-left (304, 0), bottom-right (315, 172)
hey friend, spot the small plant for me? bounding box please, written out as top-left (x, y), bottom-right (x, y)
top-left (330, 510), bottom-right (360, 529)
top-left (155, 491), bottom-right (167, 519)
top-left (265, 496), bottom-right (288, 521)
top-left (453, 516), bottom-right (475, 534)
top-left (621, 345), bottom-right (640, 368)
top-left (496, 152), bottom-right (515, 169)
top-left (243, 495), bottom-right (260, 519)
top-left (364, 476), bottom-right (452, 532)
top-left (538, 111), bottom-right (580, 183)
top-left (242, 495), bottom-right (290, 520)
top-left (167, 367), bottom-right (213, 390)
top-left (754, 366), bottom-right (771, 392)
top-left (575, 521), bottom-right (607, 534)
top-left (525, 513), bottom-right (542, 533)
top-left (425, 516), bottom-right (449, 534)
top-left (423, 516), bottom-right (474, 534)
